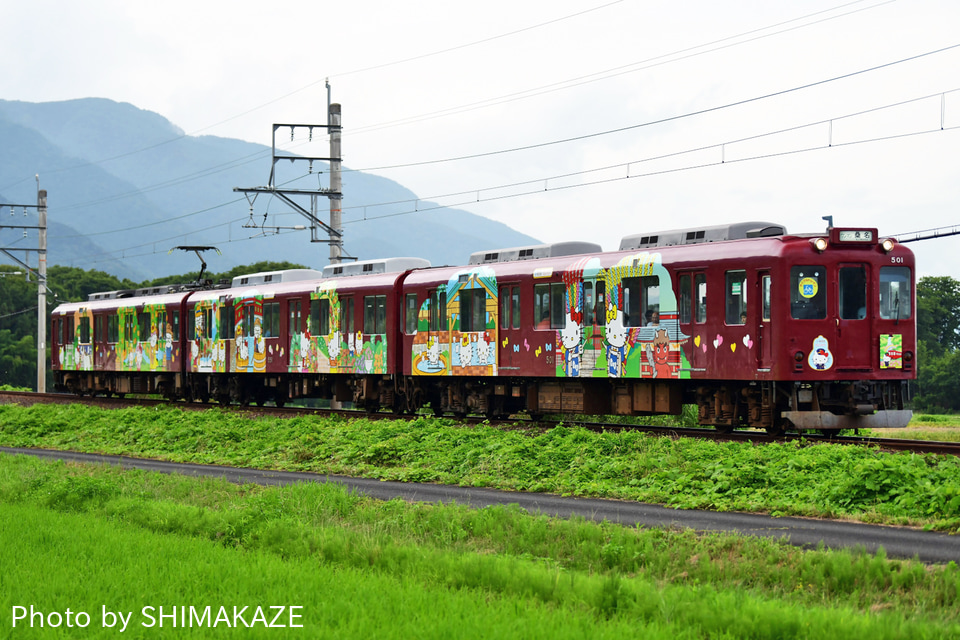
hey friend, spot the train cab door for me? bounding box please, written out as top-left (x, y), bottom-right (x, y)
top-left (498, 284), bottom-right (521, 373)
top-left (835, 263), bottom-right (871, 370)
top-left (757, 271), bottom-right (773, 370)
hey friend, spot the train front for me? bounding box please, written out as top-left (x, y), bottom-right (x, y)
top-left (777, 226), bottom-right (914, 430)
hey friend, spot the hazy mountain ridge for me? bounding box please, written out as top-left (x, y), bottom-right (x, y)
top-left (0, 98), bottom-right (539, 279)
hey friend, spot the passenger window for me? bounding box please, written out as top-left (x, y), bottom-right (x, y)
top-left (500, 287), bottom-right (510, 330)
top-left (533, 283), bottom-right (565, 329)
top-left (695, 274), bottom-right (707, 323)
top-left (340, 297), bottom-right (355, 335)
top-left (79, 317), bottom-right (90, 343)
top-left (879, 267), bottom-right (912, 319)
top-left (839, 265), bottom-right (867, 320)
top-left (622, 276), bottom-right (659, 327)
top-left (459, 288), bottom-right (486, 332)
top-left (405, 294), bottom-right (418, 334)
top-left (511, 287), bottom-right (520, 329)
top-left (725, 270), bottom-right (747, 325)
top-left (790, 266), bottom-right (827, 319)
top-left (363, 295), bottom-right (386, 334)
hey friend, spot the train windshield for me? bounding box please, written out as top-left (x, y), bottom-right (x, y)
top-left (879, 266), bottom-right (912, 320)
top-left (790, 266), bottom-right (826, 319)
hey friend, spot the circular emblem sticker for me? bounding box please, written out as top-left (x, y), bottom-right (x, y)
top-left (799, 277), bottom-right (819, 299)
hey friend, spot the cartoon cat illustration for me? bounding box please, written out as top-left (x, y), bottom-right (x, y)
top-left (605, 309), bottom-right (628, 378)
top-left (560, 313), bottom-right (582, 377)
top-left (459, 334), bottom-right (473, 368)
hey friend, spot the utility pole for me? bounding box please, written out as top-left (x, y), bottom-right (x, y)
top-left (37, 189), bottom-right (47, 393)
top-left (328, 101), bottom-right (343, 264)
top-left (0, 182), bottom-right (49, 392)
top-left (234, 84), bottom-right (350, 264)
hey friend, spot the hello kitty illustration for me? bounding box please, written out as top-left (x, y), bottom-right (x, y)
top-left (560, 313), bottom-right (583, 377)
top-left (328, 330), bottom-right (341, 361)
top-left (605, 309), bottom-right (628, 378)
top-left (807, 335), bottom-right (834, 371)
top-left (475, 331), bottom-right (491, 366)
top-left (459, 334), bottom-right (473, 368)
top-left (426, 336), bottom-right (441, 368)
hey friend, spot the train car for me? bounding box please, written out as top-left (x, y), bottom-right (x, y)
top-left (51, 285), bottom-right (189, 397)
top-left (398, 222), bottom-right (914, 432)
top-left (51, 221), bottom-right (914, 433)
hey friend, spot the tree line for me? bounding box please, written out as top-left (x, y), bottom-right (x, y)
top-left (1, 264), bottom-right (958, 412)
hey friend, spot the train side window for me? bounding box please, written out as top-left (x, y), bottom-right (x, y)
top-left (584, 281), bottom-right (605, 326)
top-left (187, 309), bottom-right (196, 340)
top-left (839, 265), bottom-right (867, 320)
top-left (533, 283), bottom-right (565, 329)
top-left (171, 310), bottom-right (179, 342)
top-left (263, 302), bottom-right (280, 338)
top-left (138, 312), bottom-right (150, 341)
top-left (94, 316), bottom-right (103, 343)
top-left (289, 300), bottom-right (303, 335)
top-left (790, 266), bottom-right (826, 319)
top-left (512, 287), bottom-right (520, 329)
top-left (499, 287), bottom-right (510, 330)
top-left (725, 270), bottom-right (747, 325)
top-left (679, 275), bottom-right (692, 324)
top-left (79, 316), bottom-right (90, 344)
top-left (363, 296), bottom-right (386, 334)
top-left (879, 266), bottom-right (912, 319)
top-left (762, 275), bottom-right (771, 322)
top-left (335, 297), bottom-right (353, 336)
top-left (405, 294), bottom-right (418, 334)
top-left (695, 274), bottom-right (707, 323)
top-left (317, 299), bottom-right (330, 335)
top-left (219, 303), bottom-right (234, 339)
top-left (428, 289), bottom-right (446, 332)
top-left (459, 288), bottom-right (486, 332)
top-left (622, 276), bottom-right (659, 327)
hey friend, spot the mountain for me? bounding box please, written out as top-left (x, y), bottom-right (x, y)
top-left (0, 98), bottom-right (539, 280)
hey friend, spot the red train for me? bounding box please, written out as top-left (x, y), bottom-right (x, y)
top-left (51, 222), bottom-right (915, 432)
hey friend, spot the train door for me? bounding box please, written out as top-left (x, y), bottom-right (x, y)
top-left (678, 271), bottom-right (708, 372)
top-left (582, 276), bottom-right (605, 376)
top-left (757, 271), bottom-right (772, 370)
top-left (498, 284), bottom-right (521, 372)
top-left (835, 263), bottom-right (871, 369)
top-left (288, 298), bottom-right (304, 371)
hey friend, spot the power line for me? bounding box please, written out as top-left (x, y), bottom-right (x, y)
top-left (346, 0), bottom-right (896, 137)
top-left (340, 92), bottom-right (959, 224)
top-left (0, 0), bottom-right (889, 197)
top-left (347, 41), bottom-right (960, 173)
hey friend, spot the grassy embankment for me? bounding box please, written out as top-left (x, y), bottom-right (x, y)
top-left (2, 403), bottom-right (960, 531)
top-left (2, 454), bottom-right (960, 638)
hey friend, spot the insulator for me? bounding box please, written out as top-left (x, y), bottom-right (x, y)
top-left (290, 126), bottom-right (295, 141)
top-left (23, 230), bottom-right (28, 238)
top-left (308, 161), bottom-right (313, 174)
top-left (308, 127), bottom-right (313, 142)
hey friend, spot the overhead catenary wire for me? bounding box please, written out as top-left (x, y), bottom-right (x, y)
top-left (0, 0), bottom-right (891, 197)
top-left (66, 92), bottom-right (959, 268)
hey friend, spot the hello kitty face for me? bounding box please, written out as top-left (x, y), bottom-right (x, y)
top-left (329, 330), bottom-right (341, 360)
top-left (606, 310), bottom-right (628, 349)
top-left (560, 313), bottom-right (582, 350)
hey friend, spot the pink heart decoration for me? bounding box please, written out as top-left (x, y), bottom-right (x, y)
top-left (743, 335), bottom-right (754, 349)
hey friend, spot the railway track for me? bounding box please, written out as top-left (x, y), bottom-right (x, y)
top-left (3, 390), bottom-right (959, 457)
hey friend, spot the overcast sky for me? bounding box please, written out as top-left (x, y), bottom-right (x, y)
top-left (2, 0), bottom-right (959, 277)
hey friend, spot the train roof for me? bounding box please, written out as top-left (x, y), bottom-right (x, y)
top-left (230, 268), bottom-right (324, 288)
top-left (619, 221), bottom-right (786, 250)
top-left (468, 241), bottom-right (603, 265)
top-left (321, 257), bottom-right (430, 278)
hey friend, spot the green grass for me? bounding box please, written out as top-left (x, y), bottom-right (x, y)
top-left (3, 403), bottom-right (960, 532)
top-left (3, 454), bottom-right (960, 638)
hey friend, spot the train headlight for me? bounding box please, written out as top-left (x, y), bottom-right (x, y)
top-left (904, 351), bottom-right (913, 362)
top-left (812, 237), bottom-right (828, 252)
top-left (794, 351), bottom-right (804, 362)
top-left (881, 238), bottom-right (895, 253)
